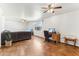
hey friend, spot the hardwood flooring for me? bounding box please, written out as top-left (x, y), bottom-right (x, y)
top-left (0, 36), bottom-right (79, 56)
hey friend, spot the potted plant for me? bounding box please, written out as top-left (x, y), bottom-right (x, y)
top-left (3, 30), bottom-right (12, 47)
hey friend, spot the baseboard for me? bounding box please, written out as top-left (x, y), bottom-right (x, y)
top-left (60, 41), bottom-right (79, 47)
top-left (34, 35), bottom-right (45, 39)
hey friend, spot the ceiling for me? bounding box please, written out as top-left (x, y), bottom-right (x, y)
top-left (1, 3), bottom-right (79, 21)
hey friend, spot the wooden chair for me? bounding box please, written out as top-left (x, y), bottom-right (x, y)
top-left (52, 33), bottom-right (60, 43)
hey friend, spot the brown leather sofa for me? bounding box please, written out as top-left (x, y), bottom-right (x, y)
top-left (1, 31), bottom-right (32, 45)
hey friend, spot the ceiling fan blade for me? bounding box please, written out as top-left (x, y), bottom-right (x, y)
top-left (53, 6), bottom-right (62, 9)
top-left (41, 7), bottom-right (48, 9)
top-left (43, 10), bottom-right (48, 13)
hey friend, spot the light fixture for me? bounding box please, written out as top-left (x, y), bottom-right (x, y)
top-left (47, 9), bottom-right (53, 13)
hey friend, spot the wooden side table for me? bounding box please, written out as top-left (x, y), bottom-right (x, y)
top-left (64, 37), bottom-right (77, 46)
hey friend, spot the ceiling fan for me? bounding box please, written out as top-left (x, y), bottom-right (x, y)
top-left (42, 3), bottom-right (62, 13)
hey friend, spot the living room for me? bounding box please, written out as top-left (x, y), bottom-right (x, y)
top-left (0, 2), bottom-right (79, 56)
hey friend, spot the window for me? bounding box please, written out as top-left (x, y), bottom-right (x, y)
top-left (34, 20), bottom-right (43, 31)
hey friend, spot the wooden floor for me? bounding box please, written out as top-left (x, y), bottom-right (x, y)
top-left (0, 36), bottom-right (79, 56)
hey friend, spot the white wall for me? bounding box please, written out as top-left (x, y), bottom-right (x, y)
top-left (43, 10), bottom-right (79, 46)
top-left (4, 19), bottom-right (27, 32)
top-left (0, 4), bottom-right (5, 47)
top-left (0, 16), bottom-right (5, 48)
top-left (1, 3), bottom-right (28, 32)
top-left (0, 4), bottom-right (29, 47)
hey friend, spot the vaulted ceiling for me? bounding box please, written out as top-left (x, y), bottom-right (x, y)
top-left (0, 3), bottom-right (79, 21)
